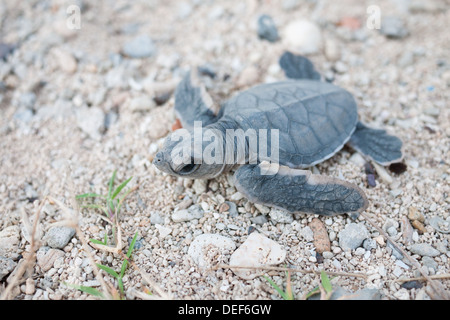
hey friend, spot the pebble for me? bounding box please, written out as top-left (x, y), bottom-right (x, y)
top-left (411, 220), bottom-right (427, 234)
top-left (155, 224), bottom-right (172, 238)
top-left (324, 39), bottom-right (341, 62)
top-left (230, 192), bottom-right (244, 201)
top-left (254, 203), bottom-right (270, 215)
top-left (192, 179), bottom-right (208, 195)
top-left (177, 2), bottom-right (193, 19)
top-left (429, 216), bottom-right (450, 234)
top-left (150, 211), bottom-right (165, 225)
top-left (44, 226), bottom-right (76, 249)
top-left (422, 256), bottom-right (438, 272)
top-left (372, 162), bottom-right (393, 184)
top-left (269, 208), bottom-right (293, 224)
top-left (409, 243), bottom-right (440, 257)
top-left (333, 61), bottom-right (348, 74)
top-left (128, 96), bottom-right (156, 112)
top-left (121, 35), bottom-right (156, 58)
top-left (408, 206), bottom-right (424, 222)
top-left (0, 256), bottom-right (17, 281)
top-left (76, 106), bottom-right (105, 141)
top-left (283, 19), bottom-right (322, 55)
top-left (349, 153), bottom-right (365, 167)
top-left (172, 205), bottom-right (204, 222)
top-left (0, 225), bottom-right (21, 259)
top-left (401, 216), bottom-right (414, 244)
top-left (383, 218), bottom-right (399, 237)
top-left (25, 278), bottom-right (36, 295)
top-left (380, 17), bottom-right (409, 39)
top-left (299, 226), bottom-right (314, 242)
top-left (237, 66), bottom-right (259, 88)
top-left (250, 215), bottom-right (268, 225)
top-left (338, 223), bottom-right (369, 251)
top-left (308, 218), bottom-right (331, 253)
top-left (229, 232), bottom-right (286, 280)
top-left (50, 48), bottom-right (77, 73)
top-left (36, 246), bottom-right (65, 272)
top-left (188, 234), bottom-right (236, 267)
top-left (387, 241), bottom-right (404, 260)
top-left (282, 0), bottom-right (301, 11)
top-left (257, 15), bottom-right (279, 42)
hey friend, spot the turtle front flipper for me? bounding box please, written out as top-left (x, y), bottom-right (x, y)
top-left (279, 51), bottom-right (321, 80)
top-left (348, 121), bottom-right (403, 166)
top-left (233, 162), bottom-right (368, 217)
top-left (174, 70), bottom-right (219, 129)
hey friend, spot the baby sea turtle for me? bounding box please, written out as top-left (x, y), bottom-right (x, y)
top-left (153, 52), bottom-right (403, 217)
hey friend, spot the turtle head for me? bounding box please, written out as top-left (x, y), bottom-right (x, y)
top-left (152, 127), bottom-right (229, 179)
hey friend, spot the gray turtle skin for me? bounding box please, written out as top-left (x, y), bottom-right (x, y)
top-left (153, 56), bottom-right (403, 217)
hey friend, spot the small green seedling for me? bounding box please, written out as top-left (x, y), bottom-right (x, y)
top-left (263, 269), bottom-right (294, 300)
top-left (76, 170), bottom-right (133, 245)
top-left (65, 231), bottom-right (139, 299)
top-left (304, 270), bottom-right (335, 300)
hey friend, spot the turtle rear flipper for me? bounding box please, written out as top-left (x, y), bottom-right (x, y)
top-left (233, 162), bottom-right (368, 217)
top-left (174, 71), bottom-right (219, 129)
top-left (349, 121), bottom-right (403, 166)
top-left (279, 51), bottom-right (321, 80)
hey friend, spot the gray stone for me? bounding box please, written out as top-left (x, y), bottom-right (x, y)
top-left (338, 223), bottom-right (369, 250)
top-left (122, 35), bottom-right (156, 58)
top-left (150, 211), bottom-right (165, 225)
top-left (172, 205), bottom-right (204, 222)
top-left (429, 216), bottom-right (450, 234)
top-left (409, 243), bottom-right (440, 257)
top-left (250, 215), bottom-right (268, 225)
top-left (44, 226), bottom-right (76, 249)
top-left (387, 241), bottom-right (404, 260)
top-left (0, 256), bottom-right (17, 281)
top-left (257, 15), bottom-right (279, 42)
top-left (269, 208), bottom-right (293, 224)
top-left (76, 106), bottom-right (105, 141)
top-left (380, 17), bottom-right (409, 39)
top-left (0, 225), bottom-right (21, 259)
top-left (362, 238), bottom-right (377, 251)
top-left (422, 256), bottom-right (438, 272)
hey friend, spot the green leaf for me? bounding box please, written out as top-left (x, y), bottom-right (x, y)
top-left (120, 232), bottom-right (138, 278)
top-left (320, 270), bottom-right (333, 294)
top-left (118, 278), bottom-right (124, 296)
top-left (116, 186), bottom-right (135, 214)
top-left (90, 238), bottom-right (106, 245)
top-left (263, 275), bottom-right (291, 300)
top-left (304, 286), bottom-right (320, 299)
top-left (107, 170), bottom-right (117, 200)
top-left (76, 193), bottom-right (105, 199)
top-left (96, 263), bottom-right (119, 279)
top-left (65, 282), bottom-right (104, 298)
top-left (112, 177), bottom-right (132, 200)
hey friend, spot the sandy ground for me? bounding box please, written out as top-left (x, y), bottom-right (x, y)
top-left (0, 0), bottom-right (448, 300)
